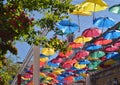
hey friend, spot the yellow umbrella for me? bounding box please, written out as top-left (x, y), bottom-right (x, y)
top-left (45, 76), bottom-right (53, 81)
top-left (71, 4), bottom-right (92, 16)
top-left (80, 73), bottom-right (88, 77)
top-left (79, 0), bottom-right (108, 12)
top-left (74, 36), bottom-right (92, 43)
top-left (40, 72), bottom-right (46, 77)
top-left (53, 68), bottom-right (65, 75)
top-left (87, 56), bottom-right (98, 60)
top-left (74, 63), bottom-right (86, 69)
top-left (41, 48), bottom-right (55, 56)
top-left (40, 57), bottom-right (49, 62)
top-left (104, 59), bottom-right (116, 65)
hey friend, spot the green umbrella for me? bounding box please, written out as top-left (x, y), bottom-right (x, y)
top-left (109, 4), bottom-right (120, 14)
top-left (88, 60), bottom-right (101, 70)
top-left (90, 51), bottom-right (105, 59)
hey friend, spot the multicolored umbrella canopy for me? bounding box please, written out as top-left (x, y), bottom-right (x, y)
top-left (82, 27), bottom-right (102, 37)
top-left (103, 30), bottom-right (120, 40)
top-left (104, 45), bottom-right (119, 52)
top-left (93, 17), bottom-right (115, 28)
top-left (74, 36), bottom-right (92, 43)
top-left (41, 48), bottom-right (55, 56)
top-left (86, 44), bottom-right (102, 51)
top-left (56, 19), bottom-right (79, 34)
top-left (109, 4), bottom-right (120, 15)
top-left (68, 42), bottom-right (83, 49)
top-left (94, 38), bottom-right (112, 45)
top-left (90, 51), bottom-right (105, 59)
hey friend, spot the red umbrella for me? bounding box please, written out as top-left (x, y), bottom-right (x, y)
top-left (68, 42), bottom-right (83, 49)
top-left (63, 76), bottom-right (74, 84)
top-left (114, 41), bottom-right (120, 47)
top-left (82, 27), bottom-right (102, 37)
top-left (94, 38), bottom-right (112, 45)
top-left (48, 73), bottom-right (57, 79)
top-left (73, 50), bottom-right (89, 60)
top-left (100, 56), bottom-right (107, 61)
top-left (58, 50), bottom-right (73, 58)
top-left (104, 45), bottom-right (119, 52)
top-left (62, 59), bottom-right (77, 69)
top-left (51, 57), bottom-right (63, 63)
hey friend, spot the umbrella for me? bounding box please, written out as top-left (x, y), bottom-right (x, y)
top-left (106, 52), bottom-right (120, 59)
top-left (40, 57), bottom-right (49, 62)
top-left (74, 63), bottom-right (86, 69)
top-left (71, 4), bottom-right (92, 16)
top-left (56, 19), bottom-right (79, 34)
top-left (79, 60), bottom-right (90, 64)
top-left (73, 50), bottom-right (89, 60)
top-left (109, 4), bottom-right (120, 15)
top-left (86, 44), bottom-right (102, 51)
top-left (90, 51), bottom-right (105, 59)
top-left (88, 60), bottom-right (101, 70)
top-left (103, 30), bottom-right (120, 40)
top-left (48, 73), bottom-right (57, 79)
top-left (74, 36), bottom-right (92, 43)
top-left (104, 45), bottom-right (119, 52)
top-left (51, 57), bottom-right (63, 63)
top-left (47, 61), bottom-right (59, 67)
top-left (82, 27), bottom-right (102, 37)
top-left (104, 59), bottom-right (116, 65)
top-left (63, 76), bottom-right (74, 84)
top-left (93, 17), bottom-right (115, 28)
top-left (114, 41), bottom-right (120, 47)
top-left (53, 68), bottom-right (65, 75)
top-left (58, 50), bottom-right (73, 58)
top-left (68, 42), bottom-right (83, 49)
top-left (41, 48), bottom-right (55, 56)
top-left (74, 76), bottom-right (84, 82)
top-left (94, 38), bottom-right (112, 45)
top-left (21, 73), bottom-right (33, 80)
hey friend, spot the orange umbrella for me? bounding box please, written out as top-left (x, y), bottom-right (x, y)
top-left (58, 50), bottom-right (73, 58)
top-left (94, 38), bottom-right (112, 45)
top-left (63, 76), bottom-right (74, 84)
top-left (68, 42), bottom-right (83, 49)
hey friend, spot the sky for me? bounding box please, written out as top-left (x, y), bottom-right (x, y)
top-left (12, 0), bottom-right (120, 62)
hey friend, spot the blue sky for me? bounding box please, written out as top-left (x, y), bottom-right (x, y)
top-left (12, 0), bottom-right (120, 62)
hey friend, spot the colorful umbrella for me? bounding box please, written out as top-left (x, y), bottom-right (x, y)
top-left (41, 48), bottom-right (55, 56)
top-left (58, 50), bottom-right (73, 58)
top-left (40, 57), bottom-right (49, 62)
top-left (90, 51), bottom-right (105, 59)
top-left (106, 52), bottom-right (120, 59)
top-left (79, 60), bottom-right (90, 64)
top-left (73, 50), bottom-right (89, 60)
top-left (74, 36), bottom-right (92, 43)
top-left (104, 45), bottom-right (119, 52)
top-left (104, 59), bottom-right (116, 65)
top-left (88, 60), bottom-right (101, 70)
top-left (74, 63), bottom-right (86, 69)
top-left (109, 4), bottom-right (120, 15)
top-left (53, 68), bottom-right (65, 75)
top-left (86, 44), bottom-right (102, 51)
top-left (94, 38), bottom-right (112, 45)
top-left (82, 27), bottom-right (102, 37)
top-left (113, 41), bottom-right (120, 47)
top-left (47, 61), bottom-right (59, 67)
top-left (56, 19), bottom-right (79, 34)
top-left (51, 57), bottom-right (63, 63)
top-left (93, 17), bottom-right (115, 28)
top-left (74, 76), bottom-right (84, 82)
top-left (68, 42), bottom-right (83, 49)
top-left (103, 30), bottom-right (120, 40)
top-left (63, 76), bottom-right (74, 84)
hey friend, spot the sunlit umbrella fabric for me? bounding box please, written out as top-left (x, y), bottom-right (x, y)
top-left (74, 63), bottom-right (86, 69)
top-left (94, 38), bottom-right (112, 45)
top-left (74, 36), bottom-right (92, 43)
top-left (103, 30), bottom-right (120, 40)
top-left (109, 4), bottom-right (120, 14)
top-left (63, 76), bottom-right (74, 84)
top-left (56, 19), bottom-right (79, 34)
top-left (93, 17), bottom-right (115, 28)
top-left (88, 60), bottom-right (101, 70)
top-left (86, 44), bottom-right (102, 51)
top-left (79, 59), bottom-right (90, 64)
top-left (82, 27), bottom-right (102, 37)
top-left (58, 50), bottom-right (73, 58)
top-left (53, 68), bottom-right (65, 75)
top-left (77, 0), bottom-right (108, 12)
top-left (74, 76), bottom-right (84, 82)
top-left (104, 45), bottom-right (119, 52)
top-left (41, 48), bottom-right (55, 56)
top-left (47, 61), bottom-right (59, 67)
top-left (106, 52), bottom-right (120, 59)
top-left (40, 57), bottom-right (49, 62)
top-left (51, 57), bottom-right (63, 63)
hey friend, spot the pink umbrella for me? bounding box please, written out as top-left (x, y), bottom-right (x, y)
top-left (58, 50), bottom-right (73, 58)
top-left (68, 42), bottom-right (83, 49)
top-left (114, 41), bottom-right (120, 47)
top-left (82, 27), bottom-right (102, 37)
top-left (51, 57), bottom-right (63, 63)
top-left (73, 50), bottom-right (89, 60)
top-left (104, 45), bottom-right (119, 52)
top-left (94, 38), bottom-right (112, 45)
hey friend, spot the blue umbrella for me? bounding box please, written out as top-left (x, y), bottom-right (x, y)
top-left (106, 52), bottom-right (120, 59)
top-left (56, 19), bottom-right (79, 34)
top-left (86, 44), bottom-right (102, 51)
top-left (47, 61), bottom-right (59, 67)
top-left (74, 76), bottom-right (84, 82)
top-left (79, 59), bottom-right (90, 64)
top-left (40, 54), bottom-right (48, 58)
top-left (93, 17), bottom-right (115, 28)
top-left (76, 70), bottom-right (86, 74)
top-left (103, 30), bottom-right (120, 40)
